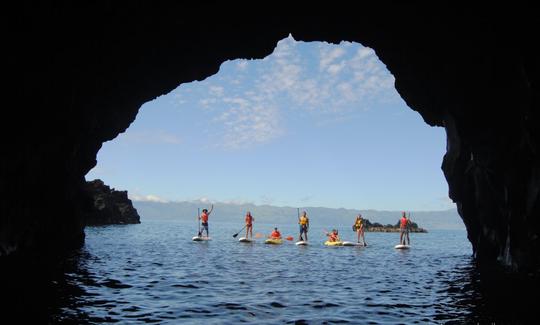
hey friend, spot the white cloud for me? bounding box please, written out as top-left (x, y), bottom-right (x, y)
top-left (336, 82), bottom-right (356, 102)
top-left (327, 61), bottom-right (346, 75)
top-left (236, 60), bottom-right (248, 70)
top-left (319, 47), bottom-right (346, 70)
top-left (130, 194), bottom-right (169, 203)
top-left (215, 97), bottom-right (283, 149)
top-left (180, 36), bottom-right (399, 150)
top-left (209, 86), bottom-right (225, 97)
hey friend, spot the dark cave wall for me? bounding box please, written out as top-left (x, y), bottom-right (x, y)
top-left (2, 3), bottom-right (539, 272)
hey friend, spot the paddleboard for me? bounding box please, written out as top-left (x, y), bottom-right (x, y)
top-left (295, 241), bottom-right (308, 246)
top-left (342, 241), bottom-right (366, 247)
top-left (394, 244), bottom-right (410, 249)
top-left (192, 236), bottom-right (211, 241)
top-left (324, 241), bottom-right (343, 246)
top-left (238, 237), bottom-right (253, 243)
top-left (265, 238), bottom-right (283, 245)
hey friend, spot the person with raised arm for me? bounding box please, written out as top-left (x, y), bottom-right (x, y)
top-left (198, 204), bottom-right (214, 238)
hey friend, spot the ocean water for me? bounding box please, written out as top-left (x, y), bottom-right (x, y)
top-left (47, 220), bottom-right (528, 324)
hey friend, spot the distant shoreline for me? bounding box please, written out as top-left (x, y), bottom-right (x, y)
top-left (366, 227), bottom-right (427, 233)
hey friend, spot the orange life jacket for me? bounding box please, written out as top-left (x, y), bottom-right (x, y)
top-left (201, 212), bottom-right (209, 223)
top-left (329, 233), bottom-right (338, 242)
top-left (400, 217), bottom-right (408, 228)
top-left (271, 230), bottom-right (281, 238)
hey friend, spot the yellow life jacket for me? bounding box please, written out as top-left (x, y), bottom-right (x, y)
top-left (299, 216), bottom-right (308, 225)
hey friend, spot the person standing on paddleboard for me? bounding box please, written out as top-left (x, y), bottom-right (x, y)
top-left (199, 204), bottom-right (214, 237)
top-left (298, 211), bottom-right (309, 241)
top-left (399, 212), bottom-right (410, 245)
top-left (354, 214), bottom-right (367, 246)
top-left (245, 211), bottom-right (254, 239)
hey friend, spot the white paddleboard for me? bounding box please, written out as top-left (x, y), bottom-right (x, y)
top-left (394, 244), bottom-right (410, 249)
top-left (192, 236), bottom-right (211, 241)
top-left (295, 241), bottom-right (308, 246)
top-left (342, 241), bottom-right (366, 247)
top-left (238, 237), bottom-right (253, 243)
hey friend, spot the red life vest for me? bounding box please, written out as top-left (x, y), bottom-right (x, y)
top-left (201, 212), bottom-right (209, 223)
top-left (271, 230), bottom-right (281, 238)
top-left (400, 217), bottom-right (408, 228)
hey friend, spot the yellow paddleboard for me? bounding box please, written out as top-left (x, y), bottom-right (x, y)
top-left (324, 241), bottom-right (343, 246)
top-left (265, 238), bottom-right (283, 245)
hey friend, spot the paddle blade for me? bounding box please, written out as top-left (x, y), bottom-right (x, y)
top-left (285, 236), bottom-right (294, 241)
top-left (232, 233), bottom-right (238, 238)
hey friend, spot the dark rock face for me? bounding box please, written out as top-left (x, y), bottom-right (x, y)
top-left (2, 3), bottom-right (539, 273)
top-left (83, 179), bottom-right (140, 225)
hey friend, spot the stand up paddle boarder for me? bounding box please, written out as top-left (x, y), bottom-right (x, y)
top-left (399, 212), bottom-right (410, 245)
top-left (298, 210), bottom-right (309, 242)
top-left (199, 204), bottom-right (214, 238)
top-left (245, 211), bottom-right (254, 239)
top-left (353, 214), bottom-right (367, 246)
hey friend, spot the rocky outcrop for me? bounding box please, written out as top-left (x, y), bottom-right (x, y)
top-left (364, 220), bottom-right (427, 233)
top-left (83, 180), bottom-right (140, 225)
top-left (2, 3), bottom-right (539, 274)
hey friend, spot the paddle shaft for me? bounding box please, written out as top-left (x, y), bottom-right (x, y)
top-left (198, 208), bottom-right (201, 236)
top-left (233, 225), bottom-right (247, 238)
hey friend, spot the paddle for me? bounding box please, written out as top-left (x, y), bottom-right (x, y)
top-left (407, 212), bottom-right (411, 245)
top-left (197, 208), bottom-right (201, 237)
top-left (255, 233), bottom-right (293, 241)
top-left (297, 208), bottom-right (302, 241)
top-left (232, 225), bottom-right (247, 238)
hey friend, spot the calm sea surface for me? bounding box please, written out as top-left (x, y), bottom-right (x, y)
top-left (48, 220), bottom-right (522, 324)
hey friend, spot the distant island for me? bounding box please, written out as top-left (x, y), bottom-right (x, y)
top-left (362, 218), bottom-right (427, 233)
top-left (131, 199), bottom-right (463, 230)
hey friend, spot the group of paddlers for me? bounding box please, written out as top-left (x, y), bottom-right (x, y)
top-left (197, 205), bottom-right (412, 245)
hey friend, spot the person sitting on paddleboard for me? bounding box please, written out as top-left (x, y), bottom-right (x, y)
top-left (199, 204), bottom-right (214, 237)
top-left (245, 211), bottom-right (254, 239)
top-left (298, 211), bottom-right (309, 241)
top-left (399, 211), bottom-right (410, 245)
top-left (327, 229), bottom-right (340, 242)
top-left (354, 214), bottom-right (367, 246)
top-left (269, 227), bottom-right (281, 239)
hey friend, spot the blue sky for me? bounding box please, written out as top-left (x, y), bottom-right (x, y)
top-left (87, 35), bottom-right (454, 211)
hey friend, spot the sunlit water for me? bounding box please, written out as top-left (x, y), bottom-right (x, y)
top-left (50, 220), bottom-right (492, 324)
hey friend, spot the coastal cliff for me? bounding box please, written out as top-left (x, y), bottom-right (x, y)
top-left (83, 180), bottom-right (140, 226)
